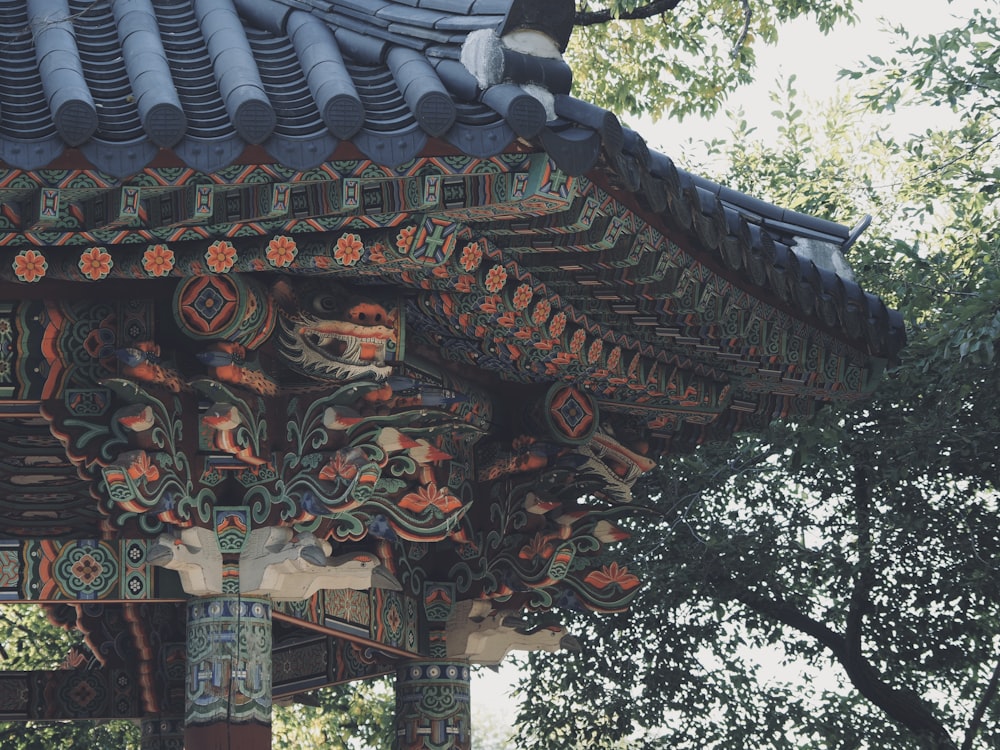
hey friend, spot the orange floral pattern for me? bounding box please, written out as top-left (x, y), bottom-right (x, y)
top-left (368, 242), bottom-right (388, 264)
top-left (334, 233), bottom-right (364, 266)
top-left (607, 346), bottom-right (621, 370)
top-left (142, 244), bottom-right (174, 277)
top-left (396, 225), bottom-right (416, 251)
top-left (266, 236), bottom-right (297, 268)
top-left (205, 240), bottom-right (237, 273)
top-left (13, 249), bottom-right (47, 283)
top-left (588, 338), bottom-right (604, 364)
top-left (519, 533), bottom-right (555, 561)
top-left (532, 299), bottom-right (552, 326)
top-left (460, 242), bottom-right (483, 271)
top-left (126, 451), bottom-right (161, 483)
top-left (512, 283), bottom-right (532, 310)
top-left (549, 311), bottom-right (567, 337)
top-left (569, 328), bottom-right (586, 353)
top-left (79, 247), bottom-right (113, 281)
top-left (318, 450), bottom-right (361, 483)
top-left (584, 562), bottom-right (640, 591)
top-left (484, 265), bottom-right (507, 293)
top-left (398, 483), bottom-right (462, 514)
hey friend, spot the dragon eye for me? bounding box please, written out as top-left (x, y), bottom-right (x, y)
top-left (313, 295), bottom-right (338, 313)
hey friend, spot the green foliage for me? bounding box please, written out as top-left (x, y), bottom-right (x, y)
top-left (569, 0), bottom-right (857, 119)
top-left (0, 605), bottom-right (80, 671)
top-left (471, 693), bottom-right (520, 750)
top-left (516, 6), bottom-right (1000, 749)
top-left (842, 7), bottom-right (1000, 117)
top-left (273, 679), bottom-right (395, 750)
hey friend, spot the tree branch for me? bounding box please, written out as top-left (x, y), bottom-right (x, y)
top-left (843, 460), bottom-right (958, 750)
top-left (844, 458), bottom-right (873, 676)
top-left (697, 460), bottom-right (958, 749)
top-left (731, 0), bottom-right (752, 59)
top-left (575, 0), bottom-right (683, 27)
top-left (725, 580), bottom-right (847, 658)
top-left (961, 657), bottom-right (1000, 750)
top-left (0, 612), bottom-right (64, 650)
top-left (715, 561), bottom-right (958, 749)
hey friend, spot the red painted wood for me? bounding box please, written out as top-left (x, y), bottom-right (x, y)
top-left (185, 722), bottom-right (271, 750)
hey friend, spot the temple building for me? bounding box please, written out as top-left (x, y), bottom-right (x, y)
top-left (0, 0), bottom-right (904, 747)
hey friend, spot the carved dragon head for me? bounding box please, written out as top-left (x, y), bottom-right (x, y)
top-left (275, 282), bottom-right (400, 382)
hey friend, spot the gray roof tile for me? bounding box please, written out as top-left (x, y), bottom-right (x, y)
top-left (419, 0), bottom-right (475, 12)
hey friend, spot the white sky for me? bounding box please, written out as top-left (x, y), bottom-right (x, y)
top-left (470, 0), bottom-right (979, 742)
top-left (642, 0), bottom-right (977, 155)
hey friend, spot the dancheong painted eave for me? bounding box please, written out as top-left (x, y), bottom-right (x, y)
top-left (0, 0), bottom-right (905, 446)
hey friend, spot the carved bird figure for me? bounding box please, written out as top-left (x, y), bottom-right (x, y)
top-left (146, 526), bottom-right (224, 596)
top-left (117, 342), bottom-right (185, 392)
top-left (445, 599), bottom-right (580, 667)
top-left (239, 526), bottom-right (401, 600)
top-left (116, 404), bottom-right (155, 433)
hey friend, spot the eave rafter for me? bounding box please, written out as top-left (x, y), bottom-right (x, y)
top-left (0, 152), bottom-right (878, 432)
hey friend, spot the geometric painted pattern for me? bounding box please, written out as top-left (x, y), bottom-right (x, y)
top-left (395, 661), bottom-right (472, 750)
top-left (546, 384), bottom-right (598, 444)
top-left (325, 588), bottom-right (372, 630)
top-left (0, 668), bottom-right (138, 721)
top-left (12, 540), bottom-right (156, 601)
top-left (186, 596), bottom-right (271, 727)
top-left (0, 549), bottom-right (17, 596)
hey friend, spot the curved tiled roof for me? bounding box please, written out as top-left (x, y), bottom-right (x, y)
top-left (0, 0), bottom-right (903, 373)
top-left (2, 0), bottom-right (575, 173)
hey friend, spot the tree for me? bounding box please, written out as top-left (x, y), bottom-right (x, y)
top-left (568, 0), bottom-right (858, 119)
top-left (273, 679), bottom-right (395, 750)
top-left (515, 6), bottom-right (1000, 749)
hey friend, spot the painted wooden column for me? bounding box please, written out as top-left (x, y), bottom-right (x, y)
top-left (394, 660), bottom-right (472, 750)
top-left (185, 595), bottom-right (273, 750)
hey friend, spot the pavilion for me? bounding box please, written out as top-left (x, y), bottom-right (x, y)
top-left (0, 0), bottom-right (904, 747)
